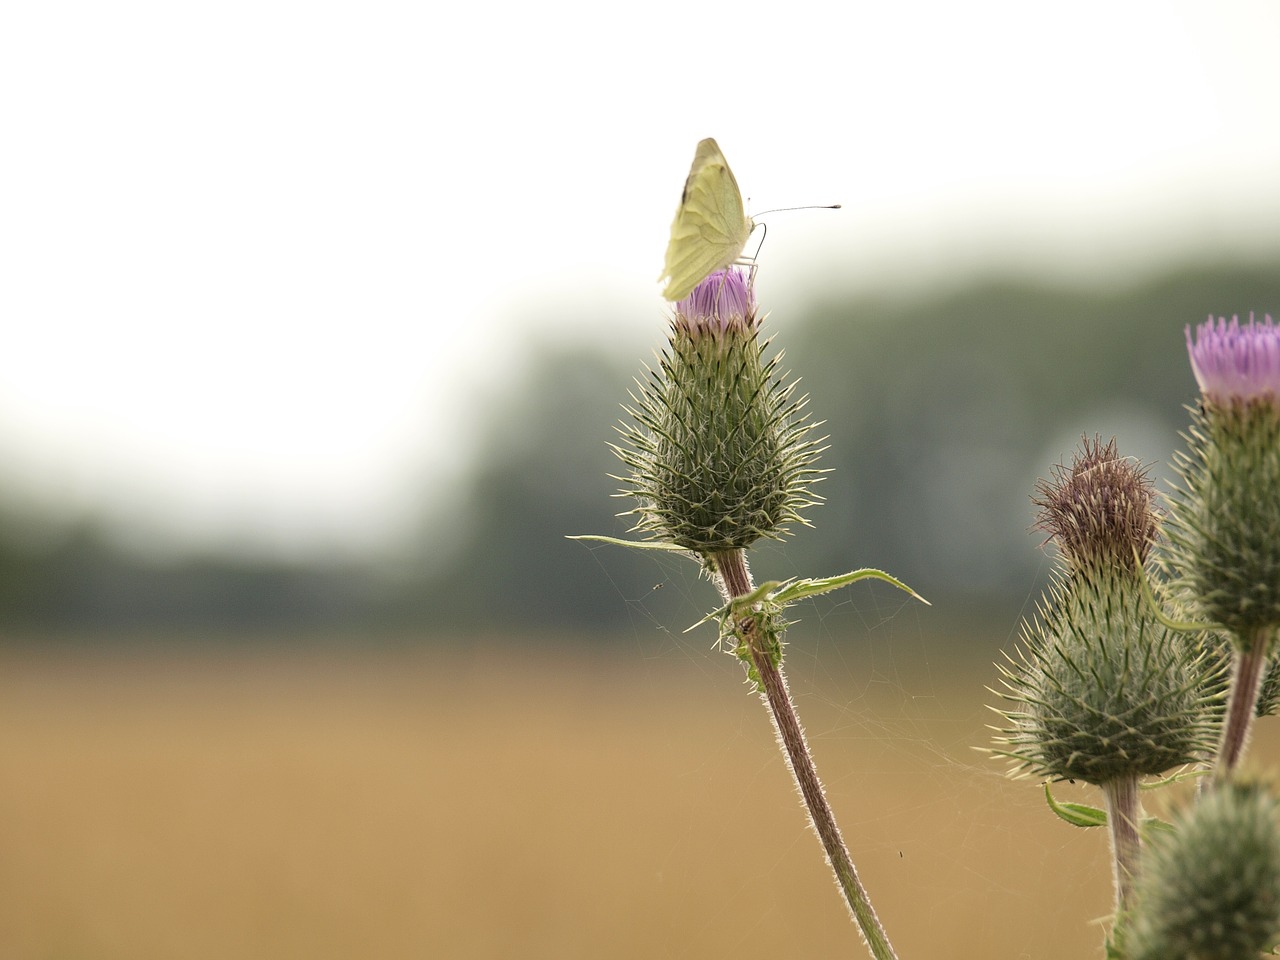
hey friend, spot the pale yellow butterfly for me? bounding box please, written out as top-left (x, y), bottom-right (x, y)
top-left (658, 138), bottom-right (755, 302)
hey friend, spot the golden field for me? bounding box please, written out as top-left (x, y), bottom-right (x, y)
top-left (0, 638), bottom-right (1257, 959)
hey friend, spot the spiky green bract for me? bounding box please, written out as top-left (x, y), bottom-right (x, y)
top-left (1198, 636), bottom-right (1280, 718)
top-left (612, 270), bottom-right (824, 554)
top-left (1120, 781), bottom-right (1280, 960)
top-left (1166, 399), bottom-right (1280, 648)
top-left (994, 568), bottom-right (1216, 785)
top-left (1259, 651), bottom-right (1280, 717)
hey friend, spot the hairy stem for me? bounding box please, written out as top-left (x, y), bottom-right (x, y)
top-left (710, 549), bottom-right (900, 960)
top-left (1101, 775), bottom-right (1141, 915)
top-left (1214, 629), bottom-right (1273, 783)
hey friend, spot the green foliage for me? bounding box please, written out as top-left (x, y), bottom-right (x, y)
top-left (5, 262), bottom-right (1280, 635)
top-left (790, 264), bottom-right (1280, 608)
top-left (478, 262), bottom-right (1280, 635)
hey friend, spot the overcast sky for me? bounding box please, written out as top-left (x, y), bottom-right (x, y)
top-left (2, 0), bottom-right (1278, 559)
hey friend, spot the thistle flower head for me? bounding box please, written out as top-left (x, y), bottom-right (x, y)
top-left (1121, 780), bottom-right (1280, 960)
top-left (612, 270), bottom-right (824, 554)
top-left (1187, 314), bottom-right (1280, 405)
top-left (1032, 436), bottom-right (1159, 573)
top-left (674, 268), bottom-right (757, 338)
top-left (1167, 313), bottom-right (1280, 644)
top-left (993, 438), bottom-right (1217, 785)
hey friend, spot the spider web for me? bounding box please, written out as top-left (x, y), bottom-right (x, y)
top-left (579, 538), bottom-right (1118, 959)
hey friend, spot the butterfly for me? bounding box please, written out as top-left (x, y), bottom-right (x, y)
top-left (658, 138), bottom-right (756, 302)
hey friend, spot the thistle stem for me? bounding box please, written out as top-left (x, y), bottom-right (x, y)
top-left (1214, 628), bottom-right (1273, 783)
top-left (711, 549), bottom-right (900, 960)
top-left (1101, 775), bottom-right (1141, 915)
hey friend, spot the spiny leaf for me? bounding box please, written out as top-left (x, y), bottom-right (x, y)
top-left (1044, 783), bottom-right (1108, 828)
top-left (770, 568), bottom-right (929, 607)
top-left (686, 568), bottom-right (927, 633)
top-left (566, 535), bottom-right (690, 553)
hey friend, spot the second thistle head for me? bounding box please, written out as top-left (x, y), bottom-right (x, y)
top-left (994, 437), bottom-right (1217, 785)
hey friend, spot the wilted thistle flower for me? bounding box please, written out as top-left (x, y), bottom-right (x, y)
top-left (1032, 435), bottom-right (1160, 573)
top-left (994, 437), bottom-right (1215, 785)
top-left (612, 268), bottom-right (825, 554)
top-left (1120, 780), bottom-right (1280, 960)
top-left (1166, 314), bottom-right (1280, 647)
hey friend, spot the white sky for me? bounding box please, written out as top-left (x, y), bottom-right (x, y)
top-left (1, 0), bottom-right (1278, 560)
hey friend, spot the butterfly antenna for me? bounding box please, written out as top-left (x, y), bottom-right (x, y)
top-left (752, 203), bottom-right (842, 216)
top-left (745, 204), bottom-right (837, 264)
top-left (750, 222), bottom-right (767, 262)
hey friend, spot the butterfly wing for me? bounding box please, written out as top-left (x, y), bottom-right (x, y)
top-left (659, 139), bottom-right (755, 301)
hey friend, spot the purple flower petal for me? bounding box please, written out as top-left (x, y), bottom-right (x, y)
top-left (675, 268), bottom-right (756, 333)
top-left (1186, 314), bottom-right (1280, 402)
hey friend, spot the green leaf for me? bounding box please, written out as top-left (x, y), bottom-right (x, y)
top-left (566, 534), bottom-right (691, 553)
top-left (1140, 768), bottom-right (1205, 791)
top-left (1141, 815), bottom-right (1175, 837)
top-left (685, 568), bottom-right (928, 634)
top-left (1044, 783), bottom-right (1108, 828)
top-left (1134, 547), bottom-right (1222, 633)
top-left (685, 580), bottom-right (789, 634)
top-left (769, 568), bottom-right (929, 607)
top-left (731, 580), bottom-right (788, 609)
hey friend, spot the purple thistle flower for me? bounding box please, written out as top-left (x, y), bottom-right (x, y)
top-left (674, 268), bottom-right (757, 336)
top-left (1168, 311), bottom-right (1280, 653)
top-left (1186, 314), bottom-right (1280, 403)
top-left (615, 262), bottom-right (822, 552)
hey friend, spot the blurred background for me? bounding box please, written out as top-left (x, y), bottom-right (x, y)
top-left (1, 1), bottom-right (1278, 957)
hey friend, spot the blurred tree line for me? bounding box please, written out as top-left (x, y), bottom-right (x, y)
top-left (1, 261), bottom-right (1277, 644)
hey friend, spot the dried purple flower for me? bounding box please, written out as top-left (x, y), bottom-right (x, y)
top-left (1032, 435), bottom-right (1159, 572)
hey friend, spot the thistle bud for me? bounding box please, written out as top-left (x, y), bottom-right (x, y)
top-left (994, 438), bottom-right (1216, 785)
top-left (1121, 781), bottom-right (1280, 960)
top-left (1166, 314), bottom-right (1280, 648)
top-left (613, 269), bottom-right (824, 554)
